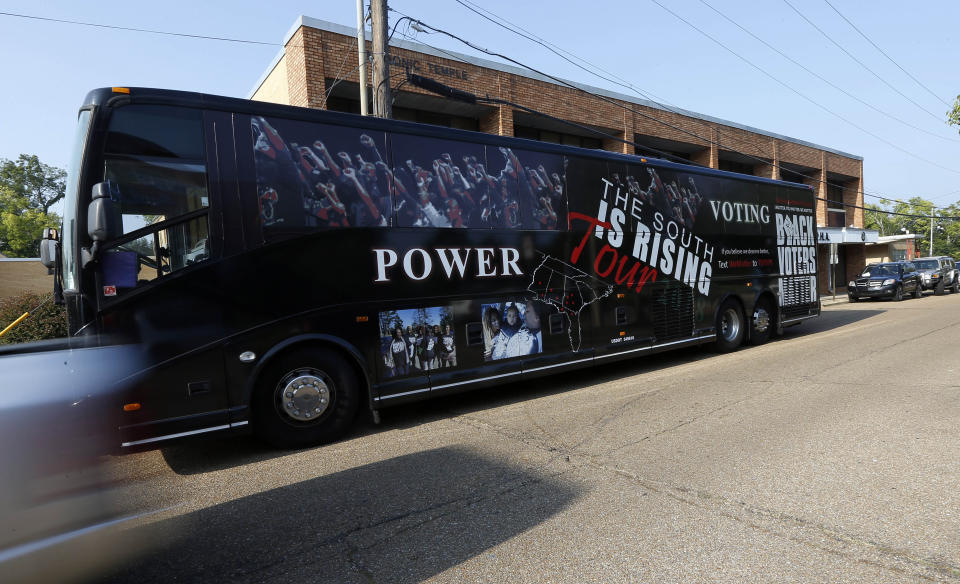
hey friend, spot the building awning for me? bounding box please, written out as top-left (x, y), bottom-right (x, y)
top-left (817, 227), bottom-right (879, 245)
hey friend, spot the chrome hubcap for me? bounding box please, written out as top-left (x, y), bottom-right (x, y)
top-left (753, 307), bottom-right (770, 333)
top-left (278, 370), bottom-right (330, 422)
top-left (721, 309), bottom-right (741, 342)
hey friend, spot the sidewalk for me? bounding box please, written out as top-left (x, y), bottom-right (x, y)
top-left (820, 294), bottom-right (849, 307)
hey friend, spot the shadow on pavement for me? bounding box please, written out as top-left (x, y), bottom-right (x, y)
top-left (802, 307), bottom-right (885, 335)
top-left (107, 446), bottom-right (581, 583)
top-left (162, 308), bottom-right (884, 475)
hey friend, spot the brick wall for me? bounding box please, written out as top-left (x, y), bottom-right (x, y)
top-left (266, 22), bottom-right (865, 230)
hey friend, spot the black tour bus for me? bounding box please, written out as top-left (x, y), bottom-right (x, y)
top-left (40, 87), bottom-right (820, 449)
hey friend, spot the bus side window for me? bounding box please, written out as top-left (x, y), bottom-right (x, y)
top-left (513, 149), bottom-right (566, 231)
top-left (99, 106), bottom-right (210, 295)
top-left (250, 116), bottom-right (392, 231)
top-left (389, 133), bottom-right (485, 229)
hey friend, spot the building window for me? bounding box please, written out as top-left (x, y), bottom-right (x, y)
top-left (513, 125), bottom-right (602, 150)
top-left (718, 159), bottom-right (754, 176)
top-left (827, 183), bottom-right (846, 227)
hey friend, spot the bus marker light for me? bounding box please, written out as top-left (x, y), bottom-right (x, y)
top-left (112, 87), bottom-right (131, 94)
top-left (617, 293), bottom-right (625, 299)
top-left (356, 316), bottom-right (369, 322)
top-left (123, 403), bottom-right (141, 412)
top-left (239, 351), bottom-right (256, 363)
top-left (619, 331), bottom-right (626, 336)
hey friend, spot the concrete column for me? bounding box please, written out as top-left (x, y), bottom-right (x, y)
top-left (845, 174), bottom-right (864, 228)
top-left (808, 154), bottom-right (828, 227)
top-left (690, 128), bottom-right (719, 168)
top-left (602, 111), bottom-right (633, 155)
top-left (479, 105), bottom-right (514, 136)
top-left (602, 132), bottom-right (630, 154)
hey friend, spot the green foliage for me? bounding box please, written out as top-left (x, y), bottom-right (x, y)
top-left (866, 197), bottom-right (960, 258)
top-left (0, 154), bottom-right (66, 214)
top-left (0, 155), bottom-right (65, 257)
top-left (0, 291), bottom-right (67, 345)
top-left (949, 95), bottom-right (960, 133)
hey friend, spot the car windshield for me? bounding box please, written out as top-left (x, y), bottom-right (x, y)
top-left (913, 260), bottom-right (938, 270)
top-left (862, 264), bottom-right (897, 277)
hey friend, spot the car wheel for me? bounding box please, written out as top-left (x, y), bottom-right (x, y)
top-left (253, 346), bottom-right (360, 449)
top-left (749, 297), bottom-right (774, 346)
top-left (848, 295), bottom-right (857, 302)
top-left (894, 285), bottom-right (903, 301)
top-left (715, 299), bottom-right (745, 353)
top-left (952, 279), bottom-right (959, 294)
top-left (935, 280), bottom-right (945, 295)
top-left (913, 281), bottom-right (922, 299)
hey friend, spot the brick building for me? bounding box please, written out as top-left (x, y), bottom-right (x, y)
top-left (250, 16), bottom-right (876, 295)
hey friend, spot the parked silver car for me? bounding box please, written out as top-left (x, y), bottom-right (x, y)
top-left (912, 256), bottom-right (959, 294)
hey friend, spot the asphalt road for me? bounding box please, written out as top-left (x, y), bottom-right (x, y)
top-left (104, 292), bottom-right (960, 583)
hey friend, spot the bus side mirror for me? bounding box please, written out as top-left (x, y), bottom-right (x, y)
top-left (88, 182), bottom-right (120, 242)
top-left (39, 227), bottom-right (59, 269)
top-left (40, 239), bottom-right (58, 269)
top-left (82, 182), bottom-right (121, 268)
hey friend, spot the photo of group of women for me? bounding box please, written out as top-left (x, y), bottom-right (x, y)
top-left (481, 299), bottom-right (545, 361)
top-left (377, 298), bottom-right (552, 380)
top-left (250, 115), bottom-right (567, 231)
top-left (378, 306), bottom-right (457, 379)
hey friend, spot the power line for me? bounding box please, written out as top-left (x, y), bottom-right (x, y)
top-left (0, 10), bottom-right (282, 46)
top-left (822, 0), bottom-right (952, 109)
top-left (398, 6), bottom-right (952, 212)
top-left (448, 1), bottom-right (901, 202)
top-left (781, 0), bottom-right (946, 123)
top-left (5, 7), bottom-right (954, 218)
top-left (448, 0), bottom-right (957, 207)
top-left (453, 0), bottom-right (675, 109)
top-left (393, 28), bottom-right (960, 221)
top-left (696, 0), bottom-right (959, 144)
top-left (647, 0), bottom-right (960, 177)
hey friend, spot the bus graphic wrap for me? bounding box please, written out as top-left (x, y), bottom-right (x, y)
top-left (46, 89), bottom-right (819, 449)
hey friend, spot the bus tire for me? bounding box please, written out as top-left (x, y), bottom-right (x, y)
top-left (715, 299), bottom-right (745, 353)
top-left (749, 297), bottom-right (774, 346)
top-left (253, 346), bottom-right (360, 449)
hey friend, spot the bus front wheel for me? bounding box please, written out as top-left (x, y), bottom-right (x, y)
top-left (715, 299), bottom-right (745, 353)
top-left (253, 347), bottom-right (360, 449)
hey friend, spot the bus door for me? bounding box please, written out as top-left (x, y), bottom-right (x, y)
top-left (91, 104), bottom-right (231, 444)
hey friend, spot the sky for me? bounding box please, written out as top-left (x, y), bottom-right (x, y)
top-left (1, 0), bottom-right (959, 212)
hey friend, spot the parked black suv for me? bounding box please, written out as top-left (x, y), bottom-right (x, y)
top-left (913, 256), bottom-right (959, 294)
top-left (848, 261), bottom-right (922, 301)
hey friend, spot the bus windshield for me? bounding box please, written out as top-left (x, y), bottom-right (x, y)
top-left (62, 109), bottom-right (93, 292)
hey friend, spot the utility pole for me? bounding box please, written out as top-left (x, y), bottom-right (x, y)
top-left (929, 207), bottom-right (935, 256)
top-left (371, 0), bottom-right (392, 118)
top-left (356, 0), bottom-right (369, 116)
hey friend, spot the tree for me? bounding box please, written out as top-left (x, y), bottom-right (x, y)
top-left (0, 155), bottom-right (66, 215)
top-left (0, 155), bottom-right (64, 257)
top-left (949, 95), bottom-right (960, 134)
top-left (863, 203), bottom-right (900, 237)
top-left (867, 196), bottom-right (960, 258)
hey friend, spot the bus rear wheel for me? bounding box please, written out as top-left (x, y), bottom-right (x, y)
top-left (715, 299), bottom-right (745, 353)
top-left (254, 347), bottom-right (360, 449)
top-left (749, 297), bottom-right (774, 346)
